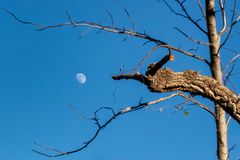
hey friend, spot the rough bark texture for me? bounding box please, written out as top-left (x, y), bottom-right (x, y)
top-left (112, 68), bottom-right (240, 123)
top-left (205, 0), bottom-right (228, 159)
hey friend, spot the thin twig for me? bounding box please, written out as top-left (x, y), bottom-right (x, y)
top-left (162, 0), bottom-right (187, 18)
top-left (175, 27), bottom-right (210, 46)
top-left (114, 0), bottom-right (135, 30)
top-left (171, 100), bottom-right (189, 114)
top-left (175, 0), bottom-right (207, 34)
top-left (178, 93), bottom-right (216, 118)
top-left (227, 53), bottom-right (240, 67)
top-left (5, 9), bottom-right (43, 28)
top-left (65, 11), bottom-right (74, 25)
top-left (227, 144), bottom-right (236, 159)
top-left (196, 0), bottom-right (206, 19)
top-left (226, 116), bottom-right (232, 125)
top-left (68, 103), bottom-right (91, 120)
top-left (105, 10), bottom-right (114, 27)
top-left (224, 63), bottom-right (236, 85)
top-left (131, 44), bottom-right (172, 73)
top-left (162, 0), bottom-right (207, 34)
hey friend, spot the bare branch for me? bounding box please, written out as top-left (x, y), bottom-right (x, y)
top-left (6, 10), bottom-right (210, 65)
top-left (171, 100), bottom-right (189, 114)
top-left (175, 0), bottom-right (207, 34)
top-left (171, 46), bottom-right (210, 65)
top-left (105, 10), bottom-right (114, 27)
top-left (132, 44), bottom-right (173, 73)
top-left (221, 0), bottom-right (240, 35)
top-left (162, 0), bottom-right (187, 18)
top-left (219, 0), bottom-right (239, 50)
top-left (196, 0), bottom-right (206, 19)
top-left (114, 0), bottom-right (135, 30)
top-left (223, 63), bottom-right (236, 85)
top-left (177, 92), bottom-right (215, 117)
top-left (33, 142), bottom-right (64, 154)
top-left (227, 53), bottom-right (240, 66)
top-left (78, 27), bottom-right (92, 39)
top-left (227, 144), bottom-right (237, 159)
top-left (226, 116), bottom-right (232, 125)
top-left (222, 15), bottom-right (240, 35)
top-left (4, 9), bottom-right (43, 28)
top-left (132, 44), bottom-right (162, 73)
top-left (218, 0), bottom-right (227, 35)
top-left (68, 103), bottom-right (91, 120)
top-left (225, 78), bottom-right (237, 95)
top-left (175, 27), bottom-right (210, 46)
top-left (32, 93), bottom-right (180, 157)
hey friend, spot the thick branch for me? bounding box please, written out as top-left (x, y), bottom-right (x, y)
top-left (113, 68), bottom-right (240, 123)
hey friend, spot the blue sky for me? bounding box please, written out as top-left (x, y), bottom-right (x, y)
top-left (0, 0), bottom-right (240, 159)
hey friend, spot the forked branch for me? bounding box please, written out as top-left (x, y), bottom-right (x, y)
top-left (162, 0), bottom-right (207, 34)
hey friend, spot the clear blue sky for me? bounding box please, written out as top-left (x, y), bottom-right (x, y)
top-left (0, 0), bottom-right (240, 160)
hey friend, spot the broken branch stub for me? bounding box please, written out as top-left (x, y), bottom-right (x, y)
top-left (112, 67), bottom-right (240, 123)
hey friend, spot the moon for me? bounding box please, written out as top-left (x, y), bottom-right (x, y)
top-left (76, 73), bottom-right (86, 84)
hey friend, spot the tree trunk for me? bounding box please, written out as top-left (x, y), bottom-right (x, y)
top-left (205, 0), bottom-right (228, 159)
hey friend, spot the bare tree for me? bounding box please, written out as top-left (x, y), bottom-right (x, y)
top-left (7, 0), bottom-right (240, 159)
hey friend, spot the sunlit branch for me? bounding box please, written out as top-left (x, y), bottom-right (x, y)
top-left (226, 116), bottom-right (232, 125)
top-left (218, 0), bottom-right (227, 35)
top-left (226, 53), bottom-right (240, 67)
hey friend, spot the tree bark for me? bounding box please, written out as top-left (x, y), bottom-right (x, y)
top-left (205, 0), bottom-right (228, 159)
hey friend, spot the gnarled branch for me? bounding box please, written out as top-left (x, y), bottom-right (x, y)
top-left (113, 67), bottom-right (240, 123)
